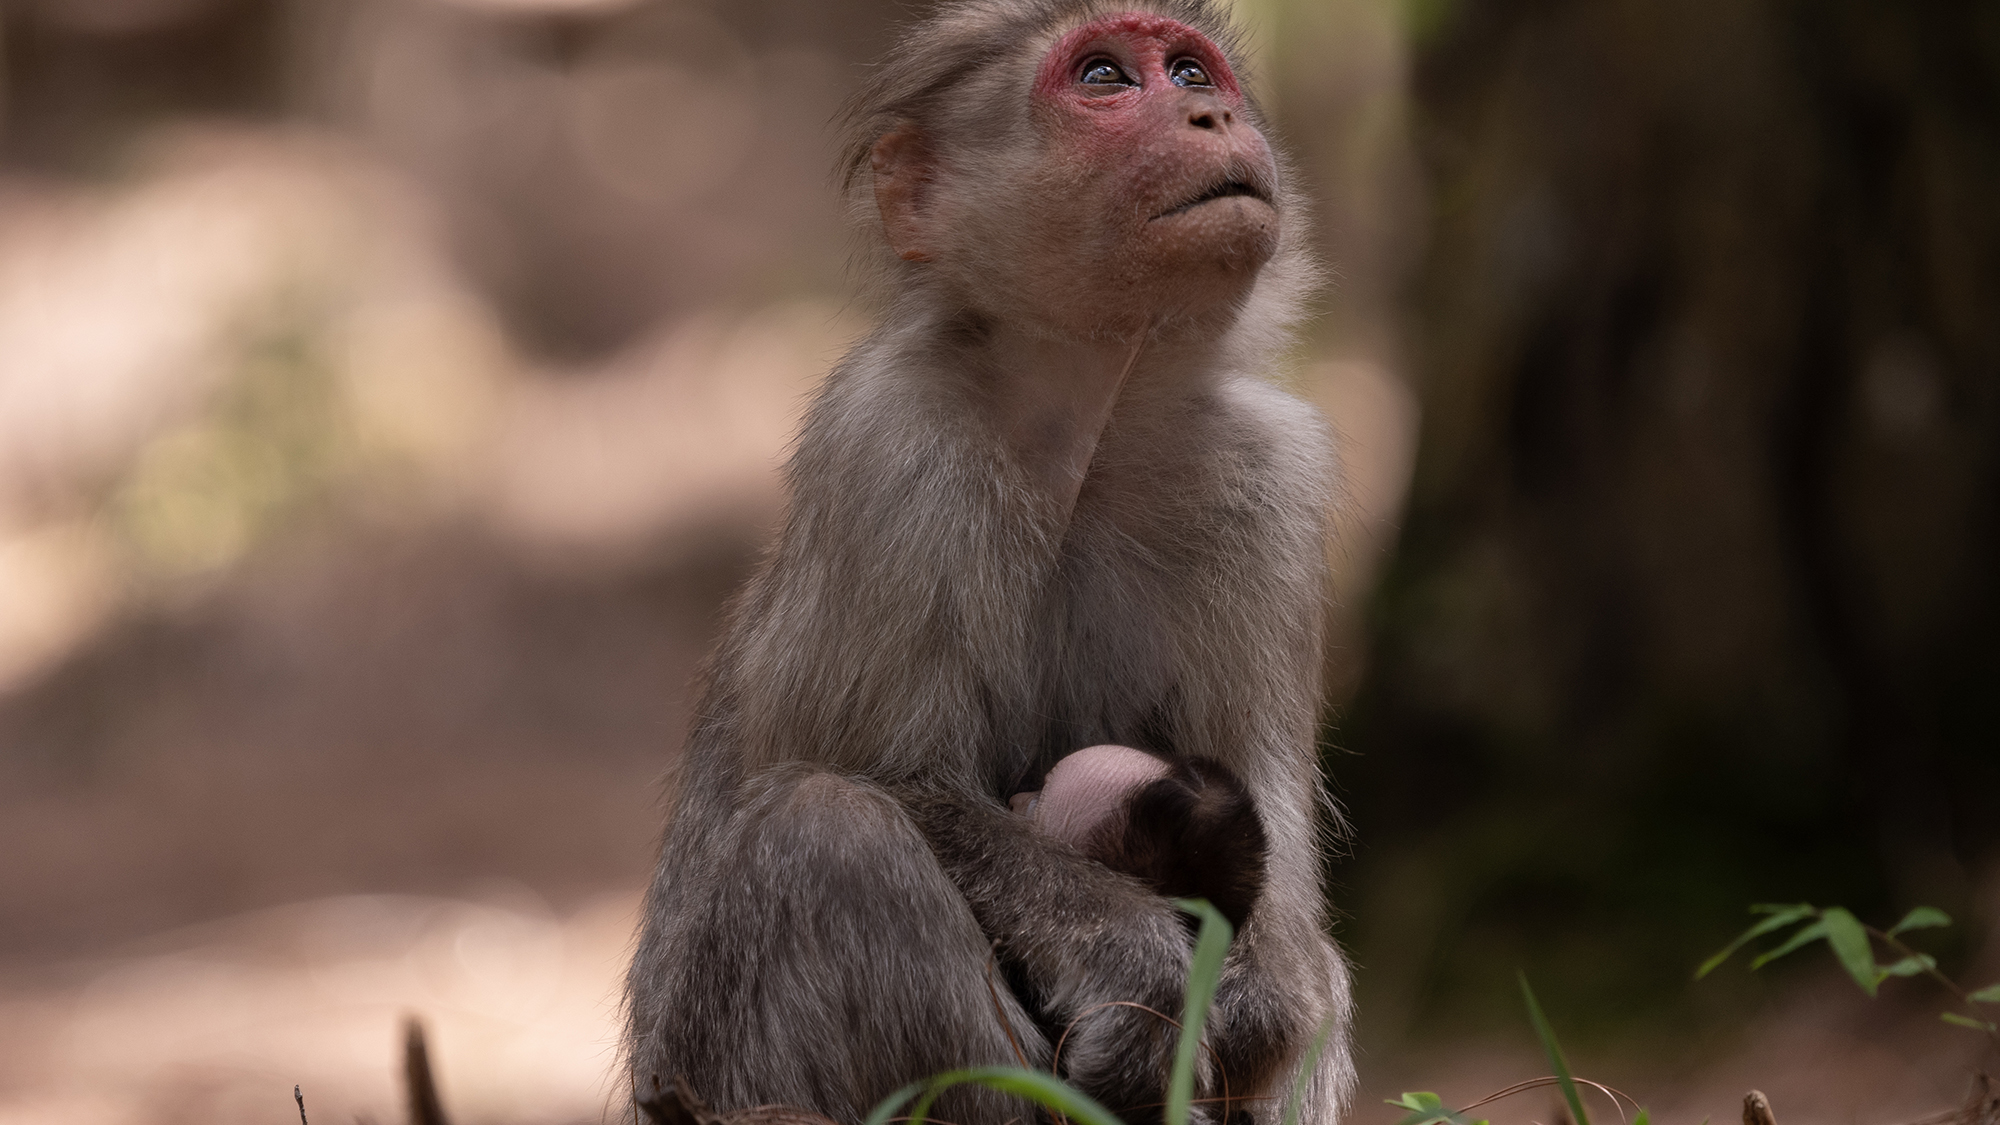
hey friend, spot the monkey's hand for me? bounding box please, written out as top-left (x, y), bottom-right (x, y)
top-left (1107, 757), bottom-right (1267, 933)
top-left (1197, 896), bottom-right (1349, 1122)
top-left (1112, 763), bottom-right (1317, 1122)
top-left (905, 789), bottom-right (1205, 1125)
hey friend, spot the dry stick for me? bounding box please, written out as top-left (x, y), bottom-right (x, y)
top-left (295, 1084), bottom-right (308, 1125)
top-left (404, 1018), bottom-right (451, 1125)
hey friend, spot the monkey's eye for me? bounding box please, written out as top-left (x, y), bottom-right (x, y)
top-left (1169, 58), bottom-right (1213, 87)
top-left (1078, 58), bottom-right (1135, 86)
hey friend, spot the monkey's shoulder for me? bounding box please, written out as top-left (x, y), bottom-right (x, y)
top-left (784, 357), bottom-right (1017, 523)
top-left (1112, 375), bottom-right (1335, 514)
top-left (1206, 374), bottom-right (1338, 480)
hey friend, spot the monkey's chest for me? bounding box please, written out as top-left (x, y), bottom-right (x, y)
top-left (1017, 509), bottom-right (1230, 765)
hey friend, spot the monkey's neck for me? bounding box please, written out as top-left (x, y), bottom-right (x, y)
top-left (975, 327), bottom-right (1151, 517)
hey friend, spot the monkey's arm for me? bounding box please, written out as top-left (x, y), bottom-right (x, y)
top-left (1097, 760), bottom-right (1329, 1115)
top-left (904, 788), bottom-right (1201, 1120)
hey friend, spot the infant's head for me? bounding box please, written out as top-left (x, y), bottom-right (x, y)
top-left (1009, 744), bottom-right (1268, 929)
top-left (1010, 744), bottom-right (1171, 855)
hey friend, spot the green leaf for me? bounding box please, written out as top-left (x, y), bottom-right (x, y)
top-left (1385, 1092), bottom-right (1485, 1125)
top-left (1749, 919), bottom-right (1828, 969)
top-left (1820, 908), bottom-right (1878, 997)
top-left (1888, 906), bottom-right (1951, 935)
top-left (1968, 983), bottom-right (2000, 1004)
top-left (1941, 1012), bottom-right (1999, 1033)
top-left (1696, 906), bottom-right (1817, 979)
top-left (1635, 1111), bottom-right (1650, 1125)
top-left (1519, 974), bottom-right (1590, 1125)
top-left (1168, 899), bottom-right (1234, 1125)
top-left (1282, 1016), bottom-right (1339, 1125)
top-left (1874, 954), bottom-right (1937, 984)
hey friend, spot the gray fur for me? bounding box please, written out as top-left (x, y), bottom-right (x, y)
top-left (625, 2), bottom-right (1354, 1122)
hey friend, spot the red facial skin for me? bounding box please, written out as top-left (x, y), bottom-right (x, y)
top-left (1032, 14), bottom-right (1243, 103)
top-left (870, 12), bottom-right (1282, 335)
top-left (1021, 13), bottom-right (1281, 331)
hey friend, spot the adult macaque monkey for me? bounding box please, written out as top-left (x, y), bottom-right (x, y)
top-left (624, 1), bottom-right (1354, 1123)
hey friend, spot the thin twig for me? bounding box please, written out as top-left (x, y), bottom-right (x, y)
top-left (1048, 999), bottom-right (1233, 1120)
top-left (1866, 925), bottom-right (2000, 1057)
top-left (295, 1084), bottom-right (308, 1125)
top-left (1119, 1095), bottom-right (1278, 1112)
top-left (1456, 1076), bottom-right (1639, 1125)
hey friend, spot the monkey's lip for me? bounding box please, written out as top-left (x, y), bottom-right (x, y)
top-left (1151, 179), bottom-right (1271, 221)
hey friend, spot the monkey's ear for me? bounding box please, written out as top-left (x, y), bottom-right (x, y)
top-left (870, 128), bottom-right (934, 262)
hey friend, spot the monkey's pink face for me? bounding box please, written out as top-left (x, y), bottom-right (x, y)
top-left (1026, 13), bottom-right (1280, 325)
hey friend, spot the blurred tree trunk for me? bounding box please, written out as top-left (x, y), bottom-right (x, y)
top-left (1341, 0), bottom-right (2000, 1031)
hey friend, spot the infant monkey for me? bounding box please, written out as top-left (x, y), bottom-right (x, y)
top-left (1012, 746), bottom-right (1267, 929)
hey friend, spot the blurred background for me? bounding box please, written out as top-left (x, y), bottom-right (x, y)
top-left (0, 0), bottom-right (1993, 1122)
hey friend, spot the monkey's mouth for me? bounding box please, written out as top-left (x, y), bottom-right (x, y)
top-left (1153, 179), bottom-right (1271, 220)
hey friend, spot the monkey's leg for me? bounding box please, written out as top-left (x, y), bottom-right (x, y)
top-left (632, 767), bottom-right (1049, 1125)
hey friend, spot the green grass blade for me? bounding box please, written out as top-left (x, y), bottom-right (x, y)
top-left (1887, 906), bottom-right (1951, 935)
top-left (1281, 1016), bottom-right (1339, 1125)
top-left (908, 1082), bottom-right (943, 1125)
top-left (1749, 919), bottom-right (1828, 969)
top-left (1819, 908), bottom-right (1877, 996)
top-left (1519, 974), bottom-right (1590, 1125)
top-left (1968, 983), bottom-right (2000, 1004)
top-left (959, 1068), bottom-right (1125, 1125)
top-left (1695, 906), bottom-right (1816, 979)
top-left (1169, 899), bottom-right (1234, 1125)
top-left (869, 1068), bottom-right (1124, 1125)
top-left (862, 1083), bottom-right (925, 1125)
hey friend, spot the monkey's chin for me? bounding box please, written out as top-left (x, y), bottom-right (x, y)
top-left (1144, 196), bottom-right (1280, 276)
top-left (1126, 197), bottom-right (1280, 326)
top-left (1144, 195), bottom-right (1280, 262)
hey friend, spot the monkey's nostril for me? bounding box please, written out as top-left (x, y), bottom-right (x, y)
top-left (1190, 111), bottom-right (1217, 129)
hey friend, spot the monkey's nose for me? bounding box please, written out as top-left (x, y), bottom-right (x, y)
top-left (1187, 103), bottom-right (1234, 131)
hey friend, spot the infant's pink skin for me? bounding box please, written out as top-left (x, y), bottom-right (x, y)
top-left (1009, 744), bottom-right (1172, 850)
